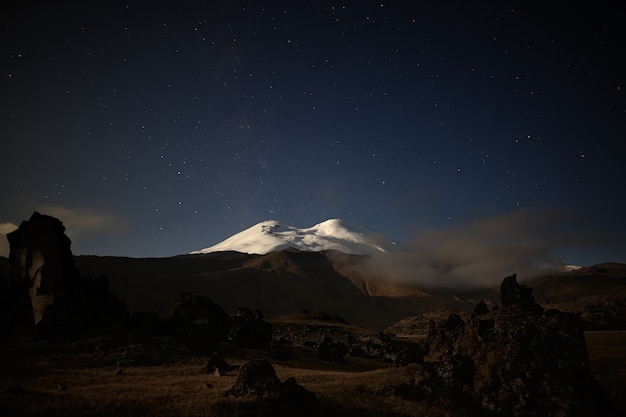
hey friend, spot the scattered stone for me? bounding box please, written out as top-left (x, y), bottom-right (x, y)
top-left (228, 359), bottom-right (282, 397)
top-left (228, 360), bottom-right (317, 417)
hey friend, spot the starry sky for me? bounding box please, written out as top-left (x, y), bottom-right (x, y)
top-left (1, 1), bottom-right (625, 266)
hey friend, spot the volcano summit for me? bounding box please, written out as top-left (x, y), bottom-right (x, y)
top-left (191, 219), bottom-right (396, 255)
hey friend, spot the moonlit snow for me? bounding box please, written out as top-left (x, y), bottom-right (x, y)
top-left (191, 219), bottom-right (396, 255)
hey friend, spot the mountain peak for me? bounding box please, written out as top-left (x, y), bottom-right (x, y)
top-left (192, 219), bottom-right (395, 255)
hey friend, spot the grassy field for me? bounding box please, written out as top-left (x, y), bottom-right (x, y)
top-left (1, 331), bottom-right (624, 417)
top-left (584, 331), bottom-right (626, 411)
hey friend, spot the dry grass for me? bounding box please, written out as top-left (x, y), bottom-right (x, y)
top-left (0, 338), bottom-right (452, 417)
top-left (1, 332), bottom-right (624, 417)
top-left (585, 331), bottom-right (626, 411)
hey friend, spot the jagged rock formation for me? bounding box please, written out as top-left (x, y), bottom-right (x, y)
top-left (396, 274), bottom-right (609, 416)
top-left (4, 212), bottom-right (127, 340)
top-left (228, 359), bottom-right (317, 417)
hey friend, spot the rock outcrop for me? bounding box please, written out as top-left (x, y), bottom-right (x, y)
top-left (5, 212), bottom-right (127, 340)
top-left (396, 274), bottom-right (608, 416)
top-left (228, 359), bottom-right (317, 417)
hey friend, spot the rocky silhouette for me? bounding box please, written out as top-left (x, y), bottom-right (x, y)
top-left (4, 212), bottom-right (127, 340)
top-left (204, 352), bottom-right (236, 375)
top-left (396, 274), bottom-right (608, 416)
top-left (228, 306), bottom-right (273, 351)
top-left (228, 359), bottom-right (317, 417)
top-left (161, 291), bottom-right (230, 351)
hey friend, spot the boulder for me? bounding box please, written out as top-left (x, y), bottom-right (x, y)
top-left (205, 352), bottom-right (236, 375)
top-left (228, 359), bottom-right (317, 417)
top-left (228, 359), bottom-right (282, 397)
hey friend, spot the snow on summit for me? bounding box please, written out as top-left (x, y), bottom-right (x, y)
top-left (191, 219), bottom-right (395, 255)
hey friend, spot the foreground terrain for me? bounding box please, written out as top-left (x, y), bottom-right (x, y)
top-left (1, 316), bottom-right (625, 417)
top-left (2, 214), bottom-right (625, 416)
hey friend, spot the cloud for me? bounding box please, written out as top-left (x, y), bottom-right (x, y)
top-left (0, 207), bottom-right (125, 257)
top-left (36, 205), bottom-right (125, 239)
top-left (356, 210), bottom-right (579, 289)
top-left (0, 222), bottom-right (19, 257)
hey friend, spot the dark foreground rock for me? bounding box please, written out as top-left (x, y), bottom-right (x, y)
top-left (3, 212), bottom-right (127, 340)
top-left (396, 274), bottom-right (611, 416)
top-left (228, 359), bottom-right (317, 417)
top-left (205, 352), bottom-right (236, 375)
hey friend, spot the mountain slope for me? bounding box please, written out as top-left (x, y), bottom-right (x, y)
top-left (71, 249), bottom-right (491, 329)
top-left (192, 219), bottom-right (396, 255)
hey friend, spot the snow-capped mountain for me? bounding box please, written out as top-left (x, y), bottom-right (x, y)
top-left (191, 219), bottom-right (396, 255)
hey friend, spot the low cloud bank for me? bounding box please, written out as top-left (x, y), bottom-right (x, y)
top-left (0, 222), bottom-right (19, 257)
top-left (37, 205), bottom-right (125, 239)
top-left (0, 206), bottom-right (125, 257)
top-left (359, 210), bottom-right (582, 288)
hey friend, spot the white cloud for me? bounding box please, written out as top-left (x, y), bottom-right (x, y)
top-left (0, 222), bottom-right (19, 257)
top-left (36, 205), bottom-right (125, 239)
top-left (355, 210), bottom-right (576, 288)
top-left (0, 207), bottom-right (125, 257)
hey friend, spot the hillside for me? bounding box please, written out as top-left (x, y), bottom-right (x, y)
top-left (70, 250), bottom-right (493, 330)
top-left (3, 253), bottom-right (625, 331)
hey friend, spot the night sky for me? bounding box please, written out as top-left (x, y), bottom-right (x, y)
top-left (2, 1), bottom-right (625, 266)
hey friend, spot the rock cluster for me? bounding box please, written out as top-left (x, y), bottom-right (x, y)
top-left (228, 359), bottom-right (317, 417)
top-left (397, 274), bottom-right (607, 416)
top-left (4, 212), bottom-right (127, 340)
top-left (161, 297), bottom-right (274, 352)
top-left (272, 321), bottom-right (414, 362)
